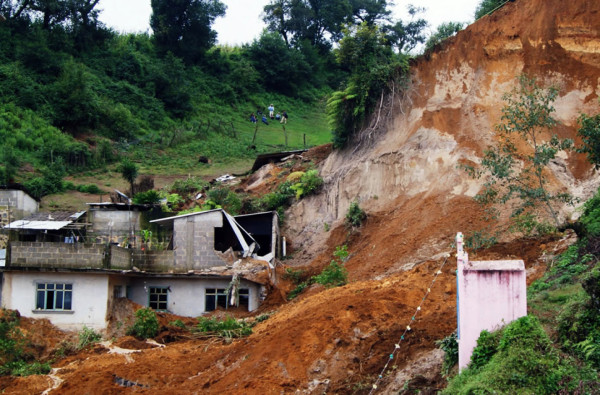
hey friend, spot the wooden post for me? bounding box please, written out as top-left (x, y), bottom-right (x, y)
top-left (252, 123), bottom-right (259, 144)
top-left (283, 125), bottom-right (288, 148)
top-left (230, 121), bottom-right (236, 138)
top-left (303, 134), bottom-right (306, 148)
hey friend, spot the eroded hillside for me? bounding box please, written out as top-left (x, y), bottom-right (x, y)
top-left (2, 0), bottom-right (600, 393)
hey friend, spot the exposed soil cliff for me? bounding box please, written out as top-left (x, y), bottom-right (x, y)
top-left (2, 0), bottom-right (600, 393)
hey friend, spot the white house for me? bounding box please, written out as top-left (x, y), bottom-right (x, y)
top-left (1, 209), bottom-right (279, 331)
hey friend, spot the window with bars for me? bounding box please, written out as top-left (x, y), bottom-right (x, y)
top-left (148, 287), bottom-right (168, 311)
top-left (205, 288), bottom-right (249, 311)
top-left (36, 283), bottom-right (72, 311)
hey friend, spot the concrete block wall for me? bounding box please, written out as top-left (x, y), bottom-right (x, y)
top-left (173, 211), bottom-right (226, 269)
top-left (9, 242), bottom-right (106, 269)
top-left (88, 210), bottom-right (141, 244)
top-left (109, 245), bottom-right (174, 272)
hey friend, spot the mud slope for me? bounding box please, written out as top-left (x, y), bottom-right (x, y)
top-left (286, 0), bottom-right (600, 277)
top-left (2, 0), bottom-right (600, 394)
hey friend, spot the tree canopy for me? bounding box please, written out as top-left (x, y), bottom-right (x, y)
top-left (150, 0), bottom-right (226, 64)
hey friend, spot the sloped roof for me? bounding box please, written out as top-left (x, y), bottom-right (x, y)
top-left (4, 211), bottom-right (86, 230)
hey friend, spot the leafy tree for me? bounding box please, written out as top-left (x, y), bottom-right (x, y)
top-left (349, 0), bottom-right (391, 25)
top-left (577, 112), bottom-right (600, 169)
top-left (263, 0), bottom-right (350, 50)
top-left (47, 59), bottom-right (100, 133)
top-left (424, 21), bottom-right (464, 52)
top-left (264, 0), bottom-right (395, 52)
top-left (0, 143), bottom-right (19, 185)
top-left (150, 0), bottom-right (225, 64)
top-left (327, 22), bottom-right (409, 147)
top-left (381, 5), bottom-right (427, 53)
top-left (474, 0), bottom-right (508, 20)
top-left (245, 31), bottom-right (311, 95)
top-left (118, 158), bottom-right (138, 196)
top-left (28, 0), bottom-right (70, 29)
top-left (467, 75), bottom-right (574, 232)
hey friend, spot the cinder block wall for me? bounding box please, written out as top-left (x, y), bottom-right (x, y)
top-left (173, 211), bottom-right (226, 269)
top-left (9, 242), bottom-right (105, 268)
top-left (109, 245), bottom-right (174, 272)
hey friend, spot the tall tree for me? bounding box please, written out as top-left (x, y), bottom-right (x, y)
top-left (264, 0), bottom-right (355, 50)
top-left (150, 0), bottom-right (225, 64)
top-left (29, 0), bottom-right (69, 29)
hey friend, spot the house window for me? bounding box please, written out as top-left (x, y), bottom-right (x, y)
top-left (36, 283), bottom-right (72, 311)
top-left (205, 288), bottom-right (249, 311)
top-left (205, 288), bottom-right (228, 311)
top-left (148, 287), bottom-right (168, 311)
top-left (238, 289), bottom-right (249, 309)
top-left (113, 285), bottom-right (123, 299)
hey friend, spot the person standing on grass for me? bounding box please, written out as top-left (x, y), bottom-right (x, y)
top-left (268, 104), bottom-right (275, 119)
top-left (280, 110), bottom-right (288, 124)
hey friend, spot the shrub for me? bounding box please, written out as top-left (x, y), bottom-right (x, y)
top-left (132, 190), bottom-right (161, 205)
top-left (196, 316), bottom-right (252, 338)
top-left (169, 319), bottom-right (186, 329)
top-left (443, 315), bottom-right (598, 394)
top-left (76, 184), bottom-right (103, 194)
top-left (283, 268), bottom-right (304, 284)
top-left (470, 330), bottom-right (500, 369)
top-left (289, 169), bottom-right (323, 199)
top-left (313, 261), bottom-right (348, 288)
top-left (345, 200), bottom-right (366, 227)
top-left (127, 308), bottom-right (159, 339)
top-left (77, 326), bottom-right (102, 350)
top-left (287, 282), bottom-right (309, 300)
top-left (436, 331), bottom-right (458, 375)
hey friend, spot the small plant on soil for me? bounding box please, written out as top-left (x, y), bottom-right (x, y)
top-left (169, 319), bottom-right (186, 329)
top-left (313, 245), bottom-right (349, 288)
top-left (436, 331), bottom-right (458, 375)
top-left (345, 200), bottom-right (366, 228)
top-left (77, 326), bottom-right (102, 350)
top-left (127, 308), bottom-right (159, 339)
top-left (196, 316), bottom-right (252, 338)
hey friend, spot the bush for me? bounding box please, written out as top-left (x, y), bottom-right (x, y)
top-left (0, 309), bottom-right (50, 377)
top-left (76, 184), bottom-right (103, 194)
top-left (313, 262), bottom-right (348, 288)
top-left (127, 308), bottom-right (159, 339)
top-left (288, 282), bottom-right (309, 300)
top-left (289, 169), bottom-right (323, 200)
top-left (345, 200), bottom-right (366, 227)
top-left (196, 316), bottom-right (252, 338)
top-left (443, 315), bottom-right (598, 394)
top-left (77, 326), bottom-right (102, 350)
top-left (470, 330), bottom-right (500, 369)
top-left (436, 331), bottom-right (458, 375)
top-left (132, 190), bottom-right (161, 205)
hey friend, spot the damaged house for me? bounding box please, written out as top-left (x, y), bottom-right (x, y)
top-left (1, 208), bottom-right (280, 331)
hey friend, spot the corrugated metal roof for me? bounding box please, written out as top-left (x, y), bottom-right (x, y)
top-left (23, 211), bottom-right (81, 222)
top-left (4, 220), bottom-right (72, 230)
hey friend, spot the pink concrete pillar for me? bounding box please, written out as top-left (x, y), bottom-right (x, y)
top-left (456, 232), bottom-right (527, 370)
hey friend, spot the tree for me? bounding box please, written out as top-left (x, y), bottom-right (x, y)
top-left (424, 21), bottom-right (464, 52)
top-left (150, 0), bottom-right (225, 64)
top-left (381, 5), bottom-right (427, 53)
top-left (327, 22), bottom-right (409, 147)
top-left (118, 158), bottom-right (138, 196)
top-left (474, 0), bottom-right (508, 20)
top-left (28, 0), bottom-right (70, 29)
top-left (577, 112), bottom-right (600, 169)
top-left (468, 75), bottom-right (575, 233)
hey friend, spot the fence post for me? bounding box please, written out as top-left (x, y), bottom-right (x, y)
top-left (252, 123), bottom-right (259, 144)
top-left (303, 134), bottom-right (306, 148)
